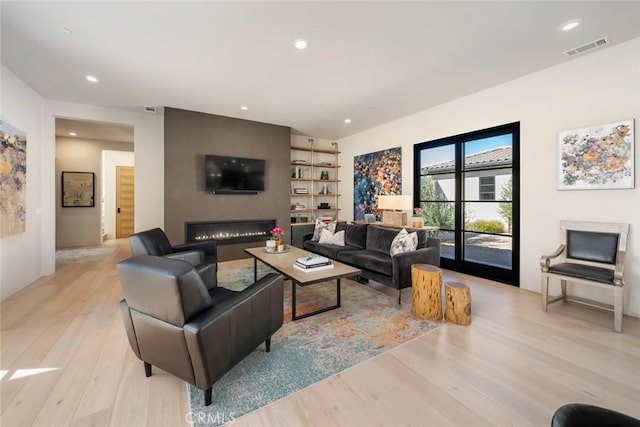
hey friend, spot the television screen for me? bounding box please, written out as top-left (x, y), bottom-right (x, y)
top-left (205, 155), bottom-right (265, 192)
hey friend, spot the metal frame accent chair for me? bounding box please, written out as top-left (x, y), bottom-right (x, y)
top-left (540, 220), bottom-right (629, 333)
top-left (118, 255), bottom-right (284, 405)
top-left (129, 227), bottom-right (218, 289)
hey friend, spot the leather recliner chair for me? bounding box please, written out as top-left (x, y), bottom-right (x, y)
top-left (128, 227), bottom-right (218, 289)
top-left (117, 255), bottom-right (284, 406)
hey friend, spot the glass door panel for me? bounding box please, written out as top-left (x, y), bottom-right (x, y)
top-left (418, 145), bottom-right (456, 260)
top-left (461, 131), bottom-right (515, 281)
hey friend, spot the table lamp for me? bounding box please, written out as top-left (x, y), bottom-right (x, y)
top-left (377, 195), bottom-right (412, 226)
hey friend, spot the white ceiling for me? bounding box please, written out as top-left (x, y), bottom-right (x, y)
top-left (2, 2), bottom-right (639, 140)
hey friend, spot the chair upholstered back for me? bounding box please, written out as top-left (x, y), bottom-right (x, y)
top-left (566, 230), bottom-right (619, 265)
top-left (128, 227), bottom-right (218, 290)
top-left (129, 227), bottom-right (174, 256)
top-left (118, 255), bottom-right (212, 326)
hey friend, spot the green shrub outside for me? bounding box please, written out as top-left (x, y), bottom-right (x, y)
top-left (471, 219), bottom-right (504, 234)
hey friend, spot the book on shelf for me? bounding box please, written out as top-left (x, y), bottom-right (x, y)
top-left (291, 166), bottom-right (306, 179)
top-left (296, 255), bottom-right (330, 266)
top-left (293, 263), bottom-right (335, 273)
top-left (294, 260), bottom-right (332, 269)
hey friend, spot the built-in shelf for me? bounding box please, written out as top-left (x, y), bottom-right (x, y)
top-left (290, 139), bottom-right (340, 224)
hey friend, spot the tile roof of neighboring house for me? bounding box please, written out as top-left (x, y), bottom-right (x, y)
top-left (422, 146), bottom-right (512, 173)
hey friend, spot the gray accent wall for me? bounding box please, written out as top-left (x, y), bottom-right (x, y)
top-left (164, 107), bottom-right (291, 261)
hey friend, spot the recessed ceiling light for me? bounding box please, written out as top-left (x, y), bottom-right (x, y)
top-left (60, 27), bottom-right (73, 35)
top-left (85, 75), bottom-right (99, 83)
top-left (559, 18), bottom-right (583, 32)
top-left (344, 118), bottom-right (351, 124)
top-left (69, 132), bottom-right (77, 136)
top-left (293, 39), bottom-right (308, 50)
top-left (240, 105), bottom-right (248, 111)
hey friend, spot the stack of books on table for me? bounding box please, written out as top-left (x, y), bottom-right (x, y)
top-left (294, 255), bottom-right (334, 273)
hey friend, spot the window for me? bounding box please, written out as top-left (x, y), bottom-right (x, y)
top-left (479, 176), bottom-right (495, 200)
top-left (414, 122), bottom-right (519, 285)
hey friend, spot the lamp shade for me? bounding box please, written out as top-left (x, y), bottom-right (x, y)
top-left (377, 195), bottom-right (412, 210)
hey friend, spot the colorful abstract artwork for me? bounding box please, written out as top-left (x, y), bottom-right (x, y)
top-left (0, 119), bottom-right (27, 238)
top-left (353, 147), bottom-right (402, 220)
top-left (558, 119), bottom-right (634, 190)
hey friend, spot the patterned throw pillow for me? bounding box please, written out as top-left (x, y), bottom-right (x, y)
top-left (318, 229), bottom-right (345, 246)
top-left (312, 218), bottom-right (336, 241)
top-left (390, 228), bottom-right (418, 256)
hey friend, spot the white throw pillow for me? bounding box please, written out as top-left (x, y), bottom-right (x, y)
top-left (312, 218), bottom-right (336, 241)
top-left (390, 228), bottom-right (418, 256)
top-left (318, 229), bottom-right (345, 246)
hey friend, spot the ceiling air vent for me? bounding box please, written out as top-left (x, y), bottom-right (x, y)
top-left (144, 106), bottom-right (157, 113)
top-left (565, 37), bottom-right (610, 57)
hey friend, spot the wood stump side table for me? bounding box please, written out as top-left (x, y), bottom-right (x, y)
top-left (444, 282), bottom-right (471, 325)
top-left (411, 264), bottom-right (442, 321)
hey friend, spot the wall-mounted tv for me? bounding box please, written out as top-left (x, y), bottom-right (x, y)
top-left (205, 155), bottom-right (265, 193)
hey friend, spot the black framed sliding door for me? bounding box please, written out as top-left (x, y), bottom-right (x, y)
top-left (414, 122), bottom-right (520, 285)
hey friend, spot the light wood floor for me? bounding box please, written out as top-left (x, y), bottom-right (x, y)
top-left (1, 239), bottom-right (639, 426)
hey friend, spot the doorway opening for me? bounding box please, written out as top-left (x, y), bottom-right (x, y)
top-left (55, 118), bottom-right (134, 249)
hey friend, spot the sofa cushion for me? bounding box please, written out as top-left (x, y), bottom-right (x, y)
top-left (319, 229), bottom-right (345, 246)
top-left (337, 250), bottom-right (392, 276)
top-left (311, 218), bottom-right (336, 241)
top-left (415, 229), bottom-right (428, 249)
top-left (343, 223), bottom-right (368, 249)
top-left (390, 229), bottom-right (418, 256)
top-left (548, 262), bottom-right (614, 284)
top-left (365, 226), bottom-right (401, 255)
top-left (303, 240), bottom-right (359, 259)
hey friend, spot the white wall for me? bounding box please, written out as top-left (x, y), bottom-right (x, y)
top-left (1, 64), bottom-right (164, 300)
top-left (0, 66), bottom-right (45, 300)
top-left (102, 150), bottom-right (135, 240)
top-left (338, 38), bottom-right (640, 317)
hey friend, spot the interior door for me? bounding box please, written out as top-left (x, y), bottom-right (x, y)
top-left (116, 166), bottom-right (135, 238)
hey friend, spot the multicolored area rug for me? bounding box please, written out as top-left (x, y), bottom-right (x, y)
top-left (188, 265), bottom-right (442, 426)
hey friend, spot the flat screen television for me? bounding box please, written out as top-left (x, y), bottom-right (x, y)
top-left (205, 155), bottom-right (265, 193)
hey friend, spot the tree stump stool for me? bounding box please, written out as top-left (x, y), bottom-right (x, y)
top-left (444, 282), bottom-right (471, 325)
top-left (411, 264), bottom-right (442, 321)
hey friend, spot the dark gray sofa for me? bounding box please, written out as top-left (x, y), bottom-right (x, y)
top-left (303, 223), bottom-right (440, 304)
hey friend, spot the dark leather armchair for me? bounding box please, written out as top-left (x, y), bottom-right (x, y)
top-left (552, 403), bottom-right (640, 427)
top-left (117, 255), bottom-right (284, 405)
top-left (129, 227), bottom-right (218, 289)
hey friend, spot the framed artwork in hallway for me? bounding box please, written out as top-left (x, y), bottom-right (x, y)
top-left (62, 171), bottom-right (95, 207)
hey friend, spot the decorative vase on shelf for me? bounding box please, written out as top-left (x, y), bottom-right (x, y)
top-left (412, 216), bottom-right (424, 229)
top-left (274, 239), bottom-right (280, 251)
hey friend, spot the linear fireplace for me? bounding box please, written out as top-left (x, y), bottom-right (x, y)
top-left (185, 219), bottom-right (276, 246)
